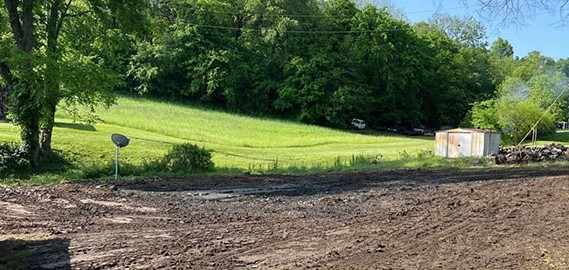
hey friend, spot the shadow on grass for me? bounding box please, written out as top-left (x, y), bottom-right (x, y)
top-left (2, 150), bottom-right (75, 183)
top-left (0, 238), bottom-right (70, 269)
top-left (54, 122), bottom-right (96, 132)
top-left (355, 130), bottom-right (436, 141)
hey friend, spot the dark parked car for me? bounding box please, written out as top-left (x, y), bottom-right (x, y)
top-left (387, 126), bottom-right (403, 133)
top-left (370, 125), bottom-right (388, 131)
top-left (402, 127), bottom-right (423, 136)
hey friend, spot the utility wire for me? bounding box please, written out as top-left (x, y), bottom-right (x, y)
top-left (187, 23), bottom-right (387, 34)
top-left (181, 9), bottom-right (559, 36)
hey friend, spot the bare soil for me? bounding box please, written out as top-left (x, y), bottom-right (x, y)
top-left (2, 168), bottom-right (569, 269)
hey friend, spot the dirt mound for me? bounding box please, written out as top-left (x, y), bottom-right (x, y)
top-left (2, 168), bottom-right (569, 269)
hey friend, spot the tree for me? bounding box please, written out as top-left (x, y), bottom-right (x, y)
top-left (348, 5), bottom-right (429, 125)
top-left (556, 58), bottom-right (569, 78)
top-left (490, 37), bottom-right (514, 57)
top-left (0, 0), bottom-right (148, 166)
top-left (488, 38), bottom-right (516, 86)
top-left (429, 14), bottom-right (487, 47)
top-left (414, 19), bottom-right (495, 128)
top-left (1, 0), bottom-right (40, 166)
top-left (39, 1), bottom-right (149, 154)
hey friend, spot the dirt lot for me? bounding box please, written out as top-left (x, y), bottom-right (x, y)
top-left (2, 168), bottom-right (569, 269)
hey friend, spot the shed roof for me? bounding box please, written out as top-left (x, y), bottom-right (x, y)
top-left (437, 128), bottom-right (499, 134)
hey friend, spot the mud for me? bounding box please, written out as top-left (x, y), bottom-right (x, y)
top-left (2, 168), bottom-right (569, 269)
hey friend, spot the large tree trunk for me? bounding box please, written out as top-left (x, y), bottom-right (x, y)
top-left (40, 0), bottom-right (61, 154)
top-left (3, 0), bottom-right (41, 167)
top-left (22, 0), bottom-right (40, 167)
top-left (21, 113), bottom-right (40, 165)
top-left (40, 0), bottom-right (64, 154)
top-left (40, 101), bottom-right (57, 154)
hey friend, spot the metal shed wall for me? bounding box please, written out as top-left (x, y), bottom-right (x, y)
top-left (485, 132), bottom-right (500, 156)
top-left (435, 132), bottom-right (447, 157)
top-left (435, 129), bottom-right (500, 158)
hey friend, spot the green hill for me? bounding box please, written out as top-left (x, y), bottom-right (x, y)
top-left (0, 96), bottom-right (436, 171)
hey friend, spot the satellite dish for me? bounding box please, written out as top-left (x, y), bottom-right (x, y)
top-left (111, 133), bottom-right (130, 148)
top-left (111, 133), bottom-right (130, 180)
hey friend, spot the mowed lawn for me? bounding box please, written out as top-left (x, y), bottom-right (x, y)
top-left (0, 97), bottom-right (436, 169)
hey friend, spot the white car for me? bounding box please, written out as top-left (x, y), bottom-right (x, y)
top-left (351, 118), bottom-right (366, 130)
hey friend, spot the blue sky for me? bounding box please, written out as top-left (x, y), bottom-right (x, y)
top-left (384, 0), bottom-right (569, 59)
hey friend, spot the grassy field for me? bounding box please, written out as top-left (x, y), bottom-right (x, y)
top-left (0, 96), bottom-right (442, 174)
top-left (3, 96), bottom-right (569, 182)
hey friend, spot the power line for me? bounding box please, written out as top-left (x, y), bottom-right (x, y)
top-left (187, 23), bottom-right (410, 34)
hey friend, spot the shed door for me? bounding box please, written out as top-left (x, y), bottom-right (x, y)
top-left (448, 133), bottom-right (472, 157)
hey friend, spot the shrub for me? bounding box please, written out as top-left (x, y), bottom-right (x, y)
top-left (162, 143), bottom-right (214, 173)
top-left (472, 98), bottom-right (557, 144)
top-left (0, 143), bottom-right (30, 176)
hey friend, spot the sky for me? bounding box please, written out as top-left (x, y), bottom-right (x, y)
top-left (383, 0), bottom-right (569, 60)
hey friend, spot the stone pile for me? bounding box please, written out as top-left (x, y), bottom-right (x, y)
top-left (488, 143), bottom-right (569, 164)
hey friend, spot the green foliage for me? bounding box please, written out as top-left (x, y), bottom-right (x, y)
top-left (57, 53), bottom-right (120, 124)
top-left (162, 143), bottom-right (214, 173)
top-left (0, 143), bottom-right (30, 176)
top-left (429, 14), bottom-right (487, 47)
top-left (491, 37), bottom-right (514, 58)
top-left (556, 58), bottom-right (569, 78)
top-left (471, 100), bottom-right (499, 130)
top-left (470, 56), bottom-right (568, 144)
top-left (489, 52), bottom-right (517, 86)
top-left (496, 100), bottom-right (557, 144)
top-left (414, 21), bottom-right (494, 127)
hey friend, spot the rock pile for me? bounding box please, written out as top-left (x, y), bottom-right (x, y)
top-left (488, 143), bottom-right (569, 164)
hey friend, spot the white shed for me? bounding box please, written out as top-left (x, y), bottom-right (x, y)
top-left (435, 128), bottom-right (500, 158)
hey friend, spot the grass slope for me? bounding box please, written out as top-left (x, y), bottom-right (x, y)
top-left (0, 97), bottom-right (436, 171)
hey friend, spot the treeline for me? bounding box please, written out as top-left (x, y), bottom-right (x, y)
top-left (126, 0), bottom-right (497, 129)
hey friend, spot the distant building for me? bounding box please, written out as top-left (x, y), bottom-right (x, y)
top-left (435, 128), bottom-right (500, 158)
